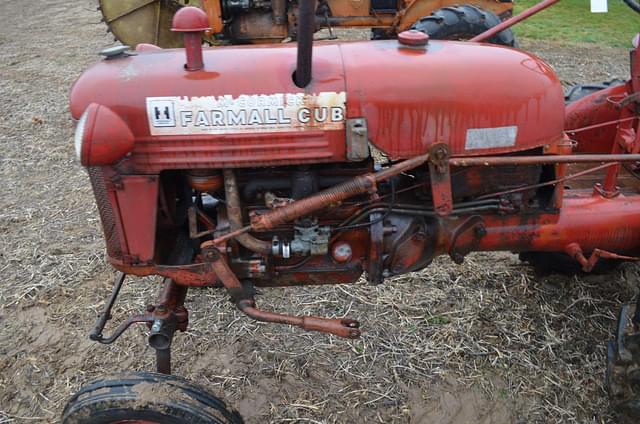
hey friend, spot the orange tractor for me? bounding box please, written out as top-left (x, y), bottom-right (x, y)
top-left (99, 0), bottom-right (516, 46)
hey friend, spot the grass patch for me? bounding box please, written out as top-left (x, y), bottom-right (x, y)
top-left (513, 0), bottom-right (639, 47)
top-left (426, 314), bottom-right (450, 325)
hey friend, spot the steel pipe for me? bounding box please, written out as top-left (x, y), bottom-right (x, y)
top-left (294, 0), bottom-right (316, 88)
top-left (212, 153), bottom-right (430, 245)
top-left (223, 170), bottom-right (272, 254)
top-left (449, 154), bottom-right (640, 166)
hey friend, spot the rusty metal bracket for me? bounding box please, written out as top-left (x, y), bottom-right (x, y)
top-left (428, 143), bottom-right (453, 216)
top-left (366, 212), bottom-right (385, 285)
top-left (188, 206), bottom-right (217, 239)
top-left (89, 273), bottom-right (190, 353)
top-left (448, 215), bottom-right (486, 264)
top-left (565, 243), bottom-right (640, 272)
top-left (593, 182), bottom-right (621, 199)
top-left (346, 118), bottom-right (370, 162)
top-left (89, 273), bottom-right (154, 344)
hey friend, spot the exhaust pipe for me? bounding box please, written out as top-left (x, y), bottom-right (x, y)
top-left (148, 318), bottom-right (176, 350)
top-left (294, 0), bottom-right (316, 88)
top-left (272, 0), bottom-right (287, 24)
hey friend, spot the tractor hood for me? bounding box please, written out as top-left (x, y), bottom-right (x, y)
top-left (70, 40), bottom-right (564, 171)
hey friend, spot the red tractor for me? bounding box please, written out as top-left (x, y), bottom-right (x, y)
top-left (63, 0), bottom-right (640, 422)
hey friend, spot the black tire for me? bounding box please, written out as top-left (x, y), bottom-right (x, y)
top-left (624, 0), bottom-right (640, 14)
top-left (410, 5), bottom-right (516, 47)
top-left (519, 252), bottom-right (622, 276)
top-left (62, 372), bottom-right (244, 424)
top-left (564, 79), bottom-right (625, 104)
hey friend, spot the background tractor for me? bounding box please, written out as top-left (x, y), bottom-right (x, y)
top-left (99, 0), bottom-right (516, 47)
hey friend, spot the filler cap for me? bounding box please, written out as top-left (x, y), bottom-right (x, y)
top-left (99, 45), bottom-right (133, 59)
top-left (398, 30), bottom-right (429, 47)
top-left (172, 7), bottom-right (210, 32)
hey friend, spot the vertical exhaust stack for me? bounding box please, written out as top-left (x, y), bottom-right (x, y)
top-left (172, 7), bottom-right (211, 72)
top-left (272, 0), bottom-right (287, 25)
top-left (294, 0), bottom-right (316, 88)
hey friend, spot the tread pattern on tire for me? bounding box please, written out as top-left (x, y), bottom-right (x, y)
top-left (62, 371), bottom-right (244, 424)
top-left (410, 5), bottom-right (516, 47)
top-left (564, 79), bottom-right (625, 104)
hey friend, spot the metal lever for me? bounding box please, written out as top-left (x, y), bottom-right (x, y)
top-left (89, 272), bottom-right (153, 344)
top-left (237, 299), bottom-right (361, 339)
top-left (89, 272), bottom-right (126, 341)
top-left (202, 243), bottom-right (361, 339)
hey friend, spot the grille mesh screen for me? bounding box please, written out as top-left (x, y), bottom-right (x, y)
top-left (88, 167), bottom-right (124, 259)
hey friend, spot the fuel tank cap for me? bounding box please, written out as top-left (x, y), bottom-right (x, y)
top-left (99, 45), bottom-right (134, 59)
top-left (398, 30), bottom-right (429, 47)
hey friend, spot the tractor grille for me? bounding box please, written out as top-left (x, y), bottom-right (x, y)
top-left (88, 167), bottom-right (124, 259)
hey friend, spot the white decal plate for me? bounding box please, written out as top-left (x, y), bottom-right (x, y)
top-left (146, 92), bottom-right (346, 136)
top-left (465, 126), bottom-right (518, 150)
top-left (591, 0), bottom-right (608, 13)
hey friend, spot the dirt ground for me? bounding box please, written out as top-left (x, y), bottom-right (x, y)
top-left (0, 1), bottom-right (638, 423)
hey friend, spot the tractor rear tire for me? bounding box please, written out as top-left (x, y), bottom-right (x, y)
top-left (62, 372), bottom-right (244, 424)
top-left (564, 79), bottom-right (626, 104)
top-left (410, 5), bottom-right (516, 47)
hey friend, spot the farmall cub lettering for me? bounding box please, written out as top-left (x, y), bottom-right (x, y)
top-left (146, 92), bottom-right (347, 135)
top-left (62, 1), bottom-right (640, 423)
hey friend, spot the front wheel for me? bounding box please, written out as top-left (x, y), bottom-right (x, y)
top-left (62, 372), bottom-right (244, 424)
top-left (410, 5), bottom-right (516, 47)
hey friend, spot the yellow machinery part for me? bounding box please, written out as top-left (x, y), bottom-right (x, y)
top-left (99, 0), bottom-right (205, 48)
top-left (99, 0), bottom-right (513, 48)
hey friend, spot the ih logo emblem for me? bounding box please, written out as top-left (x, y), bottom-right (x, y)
top-left (149, 100), bottom-right (176, 127)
